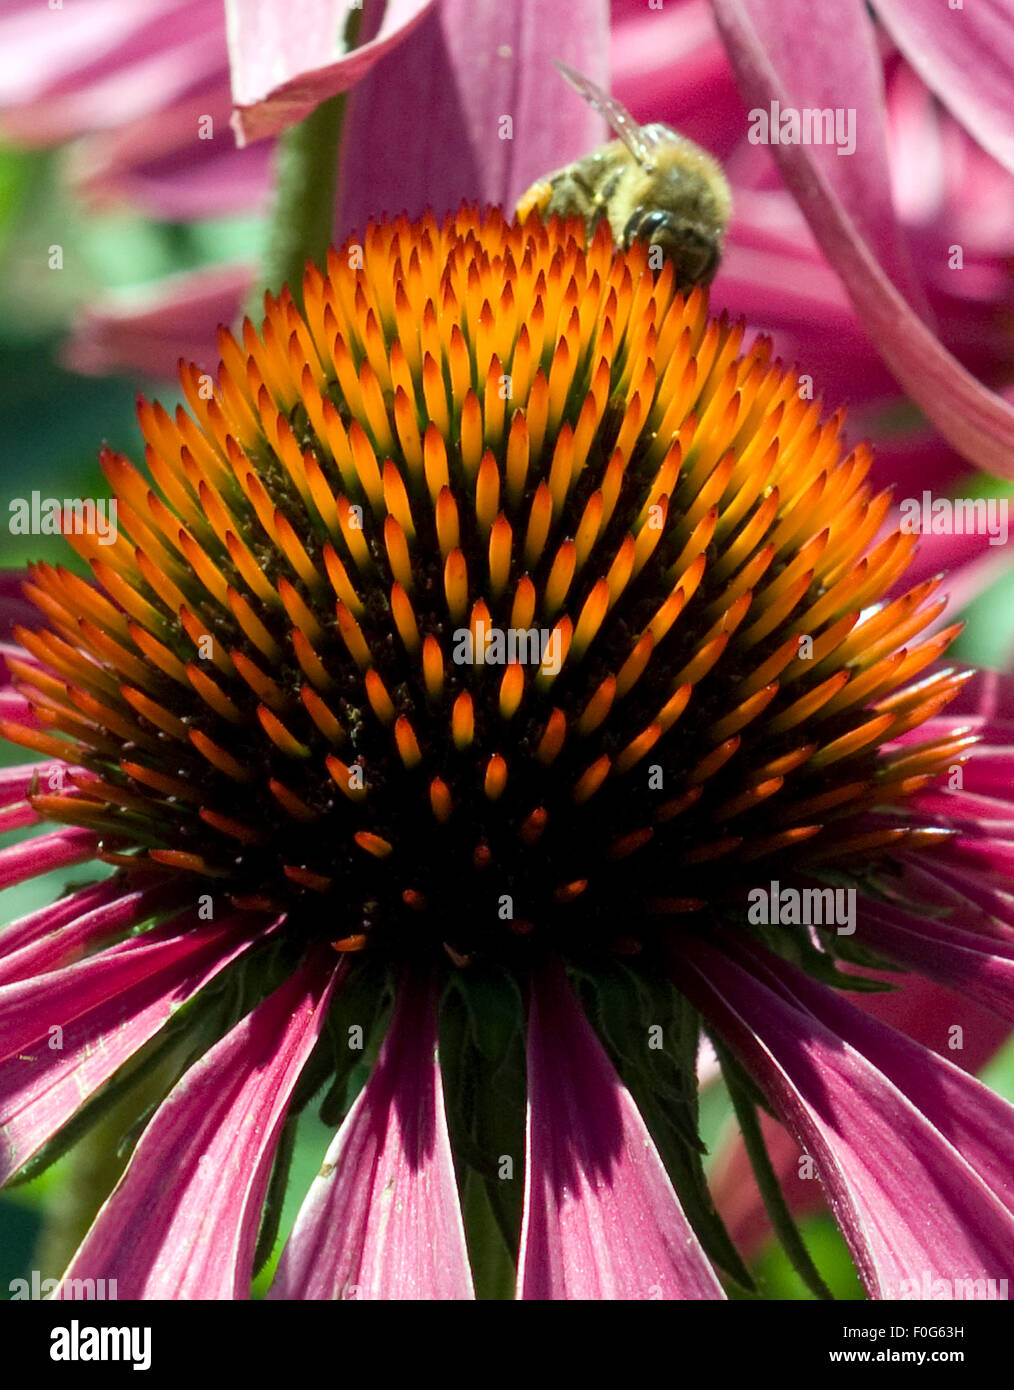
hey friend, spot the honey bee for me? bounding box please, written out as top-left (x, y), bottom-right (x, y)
top-left (516, 62), bottom-right (731, 291)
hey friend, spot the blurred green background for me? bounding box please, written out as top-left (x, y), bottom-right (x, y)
top-left (1, 138), bottom-right (1013, 1301)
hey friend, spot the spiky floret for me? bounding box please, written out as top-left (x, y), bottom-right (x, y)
top-left (2, 207), bottom-right (968, 967)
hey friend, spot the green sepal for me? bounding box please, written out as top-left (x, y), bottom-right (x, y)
top-left (461, 1167), bottom-right (517, 1301)
top-left (317, 956), bottom-right (394, 1127)
top-left (439, 965), bottom-right (526, 1261)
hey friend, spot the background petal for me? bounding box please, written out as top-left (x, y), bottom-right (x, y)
top-left (336, 0), bottom-right (609, 236)
top-left (712, 0), bottom-right (1014, 476)
top-left (875, 0), bottom-right (1014, 179)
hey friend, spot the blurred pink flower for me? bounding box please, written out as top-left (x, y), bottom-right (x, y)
top-left (0, 0), bottom-right (265, 218)
top-left (0, 0), bottom-right (437, 218)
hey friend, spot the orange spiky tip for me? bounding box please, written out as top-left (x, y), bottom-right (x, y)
top-left (3, 206), bottom-right (967, 965)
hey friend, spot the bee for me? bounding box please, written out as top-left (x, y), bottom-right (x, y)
top-left (516, 62), bottom-right (731, 291)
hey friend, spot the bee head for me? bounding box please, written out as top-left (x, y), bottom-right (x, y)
top-left (622, 209), bottom-right (720, 290)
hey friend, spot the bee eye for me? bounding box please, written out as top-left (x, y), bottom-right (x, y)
top-left (623, 212), bottom-right (720, 289)
top-left (622, 209), bottom-right (669, 246)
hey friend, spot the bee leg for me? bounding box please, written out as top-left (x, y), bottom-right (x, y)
top-left (515, 180), bottom-right (555, 223)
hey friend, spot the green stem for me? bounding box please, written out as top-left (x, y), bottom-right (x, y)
top-left (247, 93), bottom-right (347, 316)
top-left (713, 1038), bottom-right (834, 1301)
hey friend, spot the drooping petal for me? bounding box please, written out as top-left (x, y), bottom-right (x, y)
top-left (673, 935), bottom-right (1014, 1297)
top-left (0, 0), bottom-right (227, 142)
top-left (56, 947), bottom-right (337, 1300)
top-left (0, 827), bottom-right (98, 890)
top-left (712, 0), bottom-right (1014, 477)
top-left (716, 0), bottom-right (928, 310)
top-left (0, 911), bottom-right (268, 1184)
top-left (58, 950), bottom-right (336, 1295)
top-left (336, 0), bottom-right (609, 236)
top-left (0, 877), bottom-right (183, 986)
top-left (0, 763), bottom-right (69, 810)
top-left (875, 0), bottom-right (1014, 179)
top-left (226, 0), bottom-right (438, 146)
top-left (0, 878), bottom-right (122, 960)
top-left (518, 960), bottom-right (725, 1301)
top-left (710, 964), bottom-right (1013, 1257)
top-left (73, 91), bottom-right (273, 219)
top-left (270, 970), bottom-right (473, 1300)
top-left (856, 899), bottom-right (1014, 1024)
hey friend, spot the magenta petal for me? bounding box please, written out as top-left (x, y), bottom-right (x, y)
top-left (876, 0), bottom-right (1014, 178)
top-left (0, 763), bottom-right (54, 810)
top-left (741, 946), bottom-right (1014, 1225)
top-left (63, 262), bottom-right (253, 380)
top-left (270, 971), bottom-right (472, 1300)
top-left (336, 0), bottom-right (609, 237)
top-left (227, 0), bottom-right (438, 145)
top-left (718, 0), bottom-right (928, 310)
top-left (0, 879), bottom-right (182, 987)
top-left (712, 0), bottom-right (1014, 477)
top-left (0, 879), bottom-right (121, 960)
top-left (518, 962), bottom-right (724, 1300)
top-left (57, 949), bottom-right (337, 1299)
top-left (710, 966), bottom-right (1014, 1257)
top-left (0, 571), bottom-right (45, 641)
top-left (857, 902), bottom-right (1014, 1023)
top-left (673, 937), bottom-right (1014, 1297)
top-left (0, 912), bottom-right (265, 1183)
top-left (0, 827), bottom-right (98, 890)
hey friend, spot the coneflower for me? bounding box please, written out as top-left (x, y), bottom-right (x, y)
top-left (2, 207), bottom-right (1013, 1300)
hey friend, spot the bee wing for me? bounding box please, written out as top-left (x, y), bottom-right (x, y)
top-left (554, 60), bottom-right (662, 172)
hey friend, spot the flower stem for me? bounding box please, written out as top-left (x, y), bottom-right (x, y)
top-left (248, 93), bottom-right (347, 316)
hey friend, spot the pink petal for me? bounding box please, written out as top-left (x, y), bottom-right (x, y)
top-left (270, 970), bottom-right (473, 1300)
top-left (0, 878), bottom-right (183, 987)
top-left (518, 960), bottom-right (725, 1300)
top-left (0, 911), bottom-right (267, 1184)
top-left (612, 0), bottom-right (743, 159)
top-left (336, 0), bottom-right (609, 237)
top-left (62, 262), bottom-right (253, 380)
top-left (0, 572), bottom-right (45, 640)
top-left (0, 879), bottom-right (121, 960)
top-left (719, 0), bottom-right (928, 311)
top-left (72, 90), bottom-right (272, 220)
top-left (857, 900), bottom-right (1014, 1022)
top-left (227, 0), bottom-right (439, 146)
top-left (876, 0), bottom-right (1014, 179)
top-left (893, 523), bottom-right (1012, 595)
top-left (711, 966), bottom-right (1014, 1258)
top-left (0, 1), bottom-right (228, 144)
top-left (673, 936), bottom-right (1014, 1297)
top-left (0, 763), bottom-right (52, 809)
top-left (57, 947), bottom-right (337, 1299)
top-left (0, 827), bottom-right (98, 890)
top-left (712, 0), bottom-right (1014, 477)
